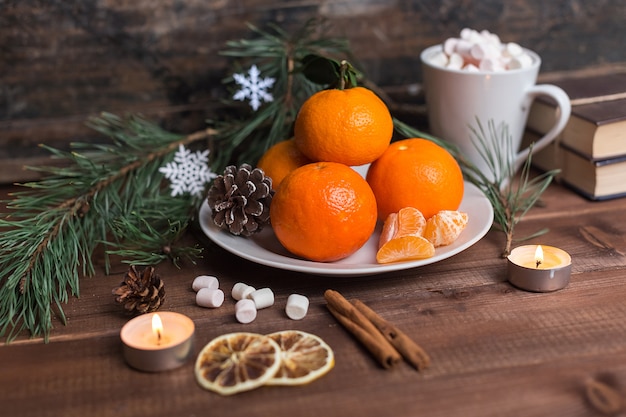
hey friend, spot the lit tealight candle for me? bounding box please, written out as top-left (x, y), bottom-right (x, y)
top-left (152, 313), bottom-right (164, 344)
top-left (507, 245), bottom-right (572, 292)
top-left (120, 312), bottom-right (195, 372)
top-left (535, 245), bottom-right (543, 268)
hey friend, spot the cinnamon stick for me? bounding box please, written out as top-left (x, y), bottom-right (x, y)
top-left (352, 299), bottom-right (431, 371)
top-left (324, 289), bottom-right (401, 369)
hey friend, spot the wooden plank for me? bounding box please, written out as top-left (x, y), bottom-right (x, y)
top-left (1, 175), bottom-right (626, 416)
top-left (3, 1), bottom-right (626, 182)
top-left (1, 262), bottom-right (624, 416)
top-left (3, 336), bottom-right (625, 417)
top-left (3, 176), bottom-right (626, 345)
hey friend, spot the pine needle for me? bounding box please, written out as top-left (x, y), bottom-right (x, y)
top-left (393, 117), bottom-right (558, 257)
top-left (0, 20), bottom-right (557, 343)
top-left (0, 19), bottom-right (351, 342)
top-left (0, 113), bottom-right (215, 342)
top-left (210, 18), bottom-right (354, 170)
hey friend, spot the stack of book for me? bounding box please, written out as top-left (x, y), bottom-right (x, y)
top-left (524, 72), bottom-right (626, 200)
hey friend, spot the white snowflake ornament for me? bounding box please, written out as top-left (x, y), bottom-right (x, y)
top-left (159, 145), bottom-right (217, 197)
top-left (232, 64), bottom-right (275, 111)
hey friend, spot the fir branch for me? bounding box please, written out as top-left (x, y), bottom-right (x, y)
top-left (467, 119), bottom-right (558, 256)
top-left (0, 114), bottom-right (215, 341)
top-left (0, 19), bottom-right (352, 343)
top-left (0, 19), bottom-right (556, 343)
top-left (105, 213), bottom-right (202, 267)
top-left (210, 18), bottom-right (354, 170)
top-left (104, 191), bottom-right (205, 268)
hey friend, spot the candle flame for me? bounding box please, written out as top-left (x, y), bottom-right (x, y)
top-left (535, 245), bottom-right (544, 268)
top-left (152, 313), bottom-right (163, 345)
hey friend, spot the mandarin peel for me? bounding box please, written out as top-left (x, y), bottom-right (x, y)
top-left (294, 87), bottom-right (393, 166)
top-left (257, 138), bottom-right (313, 189)
top-left (366, 138), bottom-right (464, 221)
top-left (270, 162), bottom-right (377, 263)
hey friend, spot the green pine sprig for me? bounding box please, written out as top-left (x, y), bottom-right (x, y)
top-left (466, 119), bottom-right (558, 256)
top-left (0, 19), bottom-right (354, 343)
top-left (0, 113), bottom-right (214, 341)
top-left (209, 19), bottom-right (355, 170)
top-left (0, 19), bottom-right (557, 343)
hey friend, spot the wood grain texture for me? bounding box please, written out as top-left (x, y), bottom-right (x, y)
top-left (3, 3), bottom-right (626, 414)
top-left (1, 180), bottom-right (626, 416)
top-left (2, 0), bottom-right (626, 182)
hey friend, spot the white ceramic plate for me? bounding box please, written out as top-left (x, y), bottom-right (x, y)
top-left (198, 182), bottom-right (493, 277)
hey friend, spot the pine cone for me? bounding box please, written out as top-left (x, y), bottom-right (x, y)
top-left (112, 265), bottom-right (166, 314)
top-left (207, 163), bottom-right (274, 236)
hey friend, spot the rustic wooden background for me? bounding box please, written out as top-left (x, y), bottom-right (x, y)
top-left (2, 0), bottom-right (626, 183)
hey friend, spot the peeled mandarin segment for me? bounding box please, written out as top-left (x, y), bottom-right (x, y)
top-left (378, 212), bottom-right (398, 249)
top-left (378, 207), bottom-right (427, 249)
top-left (266, 330), bottom-right (335, 386)
top-left (423, 210), bottom-right (469, 247)
top-left (376, 235), bottom-right (435, 264)
top-left (396, 207), bottom-right (427, 237)
top-left (194, 332), bottom-right (281, 396)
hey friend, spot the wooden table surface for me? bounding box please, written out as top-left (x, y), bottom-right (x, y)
top-left (1, 179), bottom-right (625, 417)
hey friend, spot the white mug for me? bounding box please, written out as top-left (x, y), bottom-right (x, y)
top-left (420, 45), bottom-right (571, 181)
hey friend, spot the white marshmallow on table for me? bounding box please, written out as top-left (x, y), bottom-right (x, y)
top-left (285, 294), bottom-right (309, 320)
top-left (231, 282), bottom-right (255, 300)
top-left (192, 275), bottom-right (219, 292)
top-left (235, 299), bottom-right (257, 324)
top-left (196, 288), bottom-right (225, 308)
top-left (249, 287), bottom-right (274, 310)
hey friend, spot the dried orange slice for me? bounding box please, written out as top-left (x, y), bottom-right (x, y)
top-left (378, 206), bottom-right (426, 249)
top-left (266, 330), bottom-right (335, 386)
top-left (195, 332), bottom-right (281, 396)
top-left (423, 210), bottom-right (469, 247)
top-left (376, 235), bottom-right (435, 264)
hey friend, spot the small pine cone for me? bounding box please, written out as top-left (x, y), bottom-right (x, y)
top-left (206, 163), bottom-right (274, 236)
top-left (112, 265), bottom-right (166, 314)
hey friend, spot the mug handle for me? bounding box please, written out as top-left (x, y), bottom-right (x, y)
top-left (514, 84), bottom-right (571, 171)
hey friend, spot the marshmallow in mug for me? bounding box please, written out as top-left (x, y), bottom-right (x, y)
top-left (429, 28), bottom-right (533, 72)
